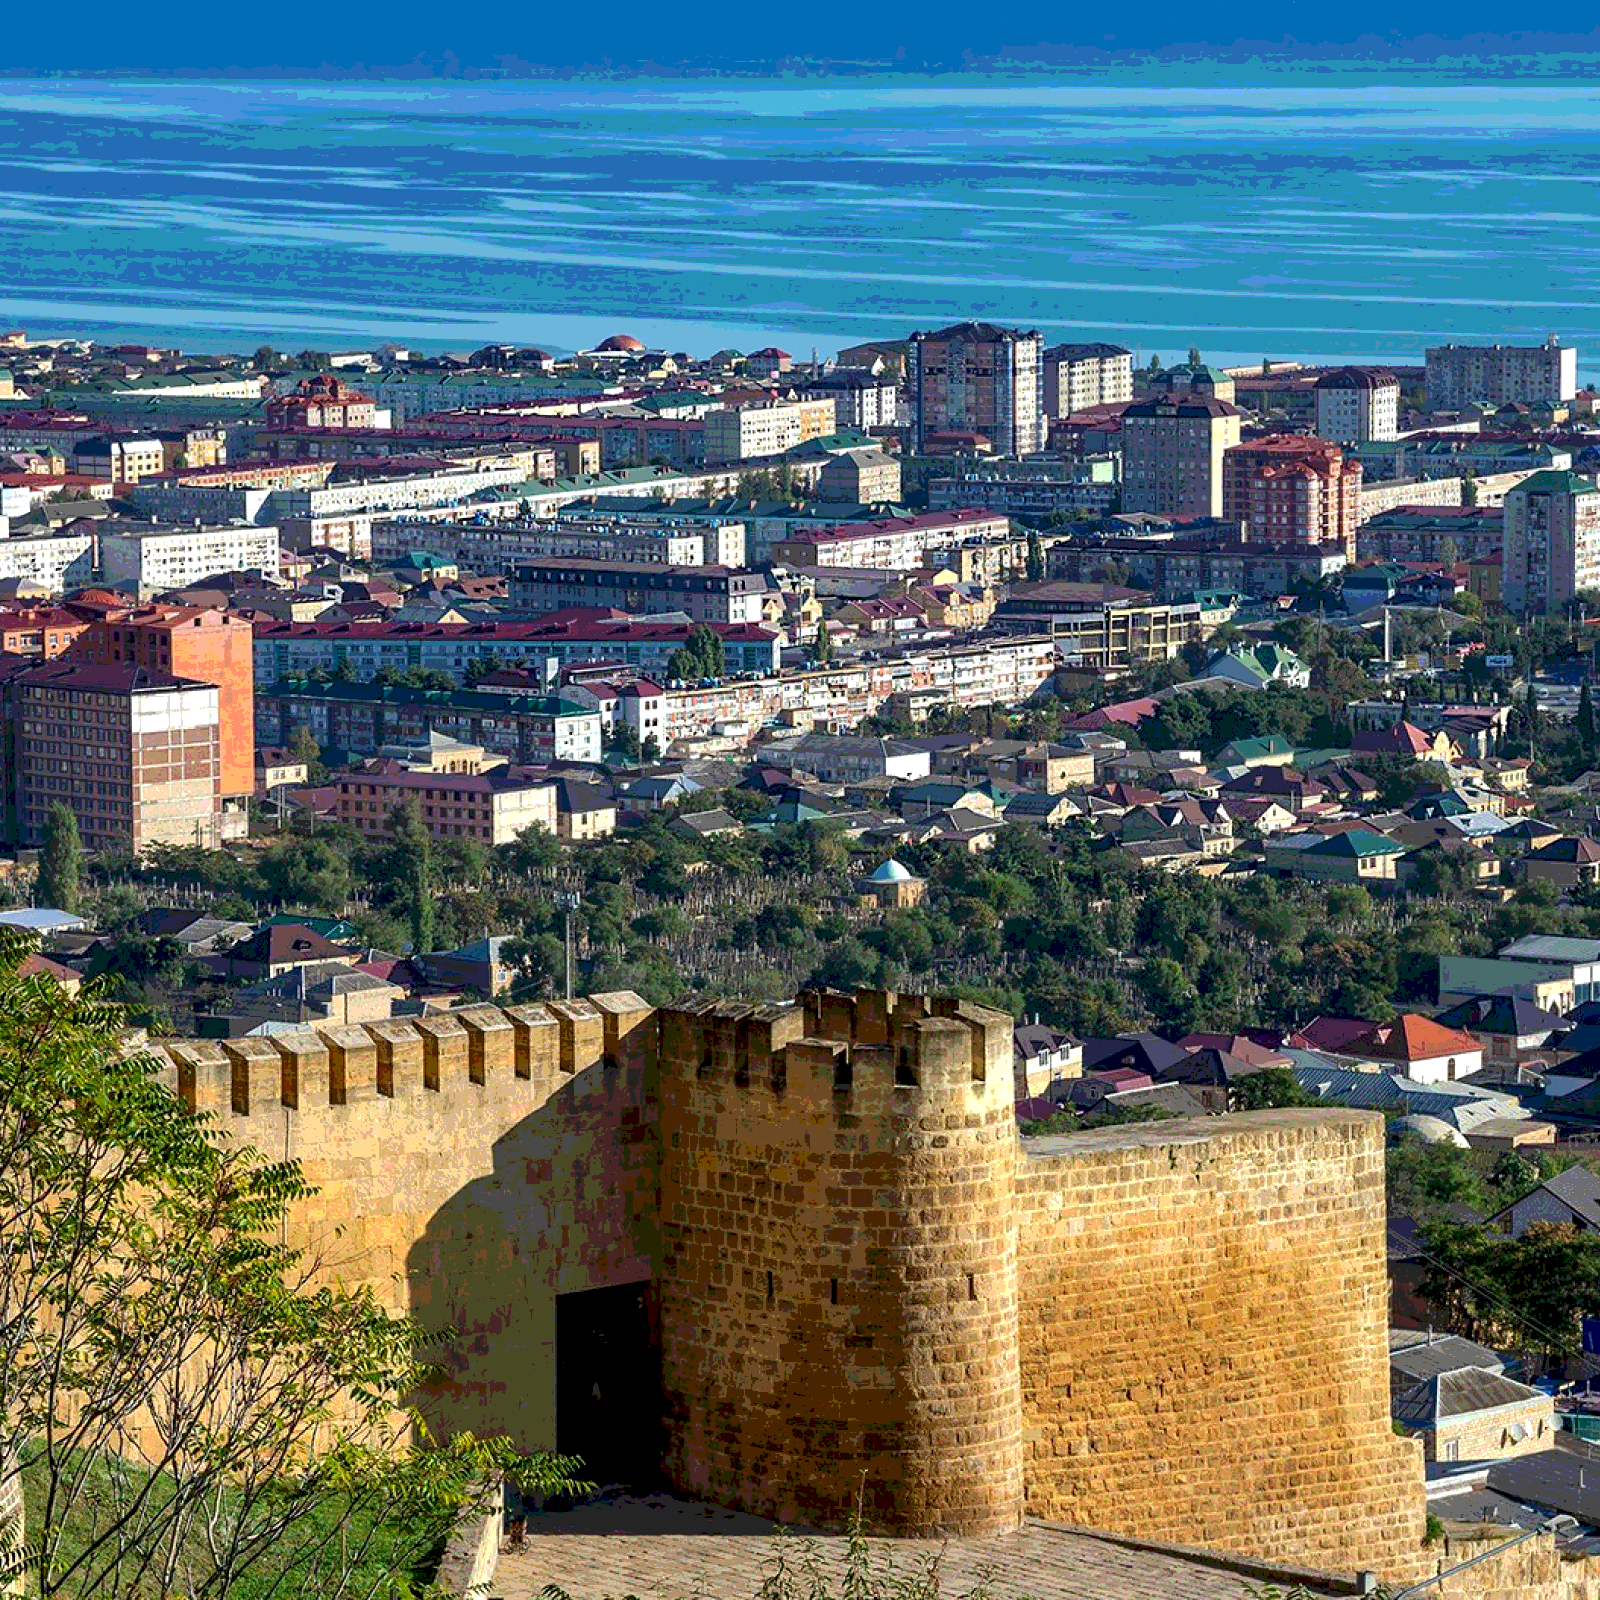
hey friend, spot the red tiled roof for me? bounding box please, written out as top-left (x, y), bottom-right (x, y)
top-left (1347, 1013), bottom-right (1480, 1064)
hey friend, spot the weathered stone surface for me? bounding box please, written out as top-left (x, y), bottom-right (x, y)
top-left (142, 992), bottom-right (1445, 1584)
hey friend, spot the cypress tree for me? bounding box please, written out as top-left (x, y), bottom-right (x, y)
top-left (389, 800), bottom-right (434, 956)
top-left (37, 801), bottom-right (82, 915)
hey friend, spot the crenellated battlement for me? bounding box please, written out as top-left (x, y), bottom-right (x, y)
top-left (655, 988), bottom-right (1016, 1117)
top-left (147, 991), bottom-right (656, 1123)
top-left (125, 983), bottom-right (1432, 1578)
top-left (146, 988), bottom-right (1012, 1127)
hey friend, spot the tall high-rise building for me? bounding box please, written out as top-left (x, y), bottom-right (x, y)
top-left (1222, 435), bottom-right (1363, 556)
top-left (1313, 368), bottom-right (1399, 443)
top-left (64, 600), bottom-right (255, 833)
top-left (1, 659), bottom-right (222, 856)
top-left (1120, 395), bottom-right (1243, 520)
top-left (1425, 337), bottom-right (1578, 410)
top-left (1501, 470), bottom-right (1600, 616)
top-left (907, 322), bottom-right (1045, 456)
top-left (1042, 342), bottom-right (1133, 417)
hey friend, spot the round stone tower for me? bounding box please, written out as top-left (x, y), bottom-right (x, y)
top-left (657, 990), bottom-right (1023, 1537)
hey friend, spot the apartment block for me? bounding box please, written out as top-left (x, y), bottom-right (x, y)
top-left (506, 559), bottom-right (770, 625)
top-left (1425, 338), bottom-right (1578, 409)
top-left (251, 616), bottom-right (783, 686)
top-left (1121, 395), bottom-right (1243, 520)
top-left (1356, 507), bottom-right (1504, 565)
top-left (908, 322), bottom-right (1046, 456)
top-left (800, 369), bottom-right (903, 430)
top-left (770, 509), bottom-right (1010, 572)
top-left (1501, 469), bottom-right (1600, 616)
top-left (374, 514), bottom-right (746, 570)
top-left (256, 680), bottom-right (603, 767)
top-left (70, 435), bottom-right (165, 484)
top-left (702, 398), bottom-right (836, 462)
top-left (1222, 435), bottom-right (1363, 556)
top-left (2, 659), bottom-right (222, 855)
top-left (1047, 536), bottom-right (1347, 596)
top-left (0, 529), bottom-right (96, 591)
top-left (1313, 367), bottom-right (1399, 443)
top-left (64, 601), bottom-right (256, 806)
top-left (611, 635), bottom-right (1058, 748)
top-left (0, 606), bottom-right (90, 658)
top-left (97, 521), bottom-right (281, 594)
top-left (263, 374), bottom-right (378, 430)
top-left (332, 767), bottom-right (557, 847)
top-left (1042, 343), bottom-right (1134, 417)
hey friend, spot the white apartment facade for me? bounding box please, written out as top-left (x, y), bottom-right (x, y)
top-left (702, 398), bottom-right (838, 462)
top-left (98, 522), bottom-right (282, 592)
top-left (1313, 368), bottom-right (1399, 443)
top-left (0, 530), bottom-right (96, 590)
top-left (615, 635), bottom-right (1058, 750)
top-left (1042, 343), bottom-right (1134, 417)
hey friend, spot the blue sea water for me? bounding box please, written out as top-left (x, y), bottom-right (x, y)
top-left (1, 71), bottom-right (1599, 376)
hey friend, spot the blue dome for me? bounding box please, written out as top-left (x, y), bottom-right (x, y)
top-left (867, 858), bottom-right (915, 883)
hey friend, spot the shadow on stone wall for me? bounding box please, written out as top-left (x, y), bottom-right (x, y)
top-left (404, 1060), bottom-right (660, 1466)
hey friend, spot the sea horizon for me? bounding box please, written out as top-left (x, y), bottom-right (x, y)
top-left (2, 62), bottom-right (1599, 378)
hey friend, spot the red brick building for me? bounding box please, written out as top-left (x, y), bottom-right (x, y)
top-left (65, 598), bottom-right (255, 822)
top-left (1221, 435), bottom-right (1362, 557)
top-left (264, 375), bottom-right (377, 430)
top-left (3, 658), bottom-right (222, 854)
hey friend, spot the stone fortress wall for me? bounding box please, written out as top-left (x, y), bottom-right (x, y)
top-left (141, 988), bottom-right (1438, 1585)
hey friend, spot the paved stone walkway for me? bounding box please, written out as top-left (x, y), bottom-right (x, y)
top-left (494, 1493), bottom-right (1347, 1600)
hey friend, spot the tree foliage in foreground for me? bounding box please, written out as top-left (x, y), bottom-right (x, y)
top-left (0, 937), bottom-right (587, 1598)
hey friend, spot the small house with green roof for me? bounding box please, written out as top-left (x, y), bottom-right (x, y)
top-left (1198, 642), bottom-right (1310, 692)
top-left (1264, 827), bottom-right (1404, 885)
top-left (1216, 734), bottom-right (1298, 770)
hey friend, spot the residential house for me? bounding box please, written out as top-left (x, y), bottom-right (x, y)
top-left (18, 952), bottom-right (82, 995)
top-left (1196, 643), bottom-right (1311, 691)
top-left (1221, 766), bottom-right (1327, 812)
top-left (1079, 1033), bottom-right (1191, 1079)
top-left (1389, 1329), bottom-right (1505, 1402)
top-left (256, 746), bottom-right (310, 799)
top-left (420, 936), bottom-right (517, 997)
top-left (199, 962), bottom-right (402, 1036)
top-left (1216, 734), bottom-right (1299, 770)
top-left (134, 907), bottom-right (256, 956)
top-left (1522, 835), bottom-right (1600, 891)
top-left (1003, 790), bottom-right (1084, 828)
top-left (1486, 1164), bottom-right (1600, 1239)
top-left (554, 778), bottom-right (619, 842)
top-left (671, 808), bottom-right (743, 842)
top-left (1432, 994), bottom-right (1566, 1068)
top-left (1340, 1013), bottom-right (1485, 1084)
top-left (222, 923), bottom-right (359, 981)
top-left (1394, 1369), bottom-right (1554, 1463)
top-left (616, 772), bottom-right (703, 813)
top-left (1262, 828), bottom-right (1404, 884)
top-left (1155, 1046), bottom-right (1274, 1112)
top-left (1351, 721), bottom-right (1460, 763)
top-left (1013, 1021), bottom-right (1083, 1099)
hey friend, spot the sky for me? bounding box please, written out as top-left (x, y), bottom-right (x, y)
top-left (12, 9), bottom-right (1600, 76)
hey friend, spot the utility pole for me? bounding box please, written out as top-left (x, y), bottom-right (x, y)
top-left (555, 889), bottom-right (580, 1000)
